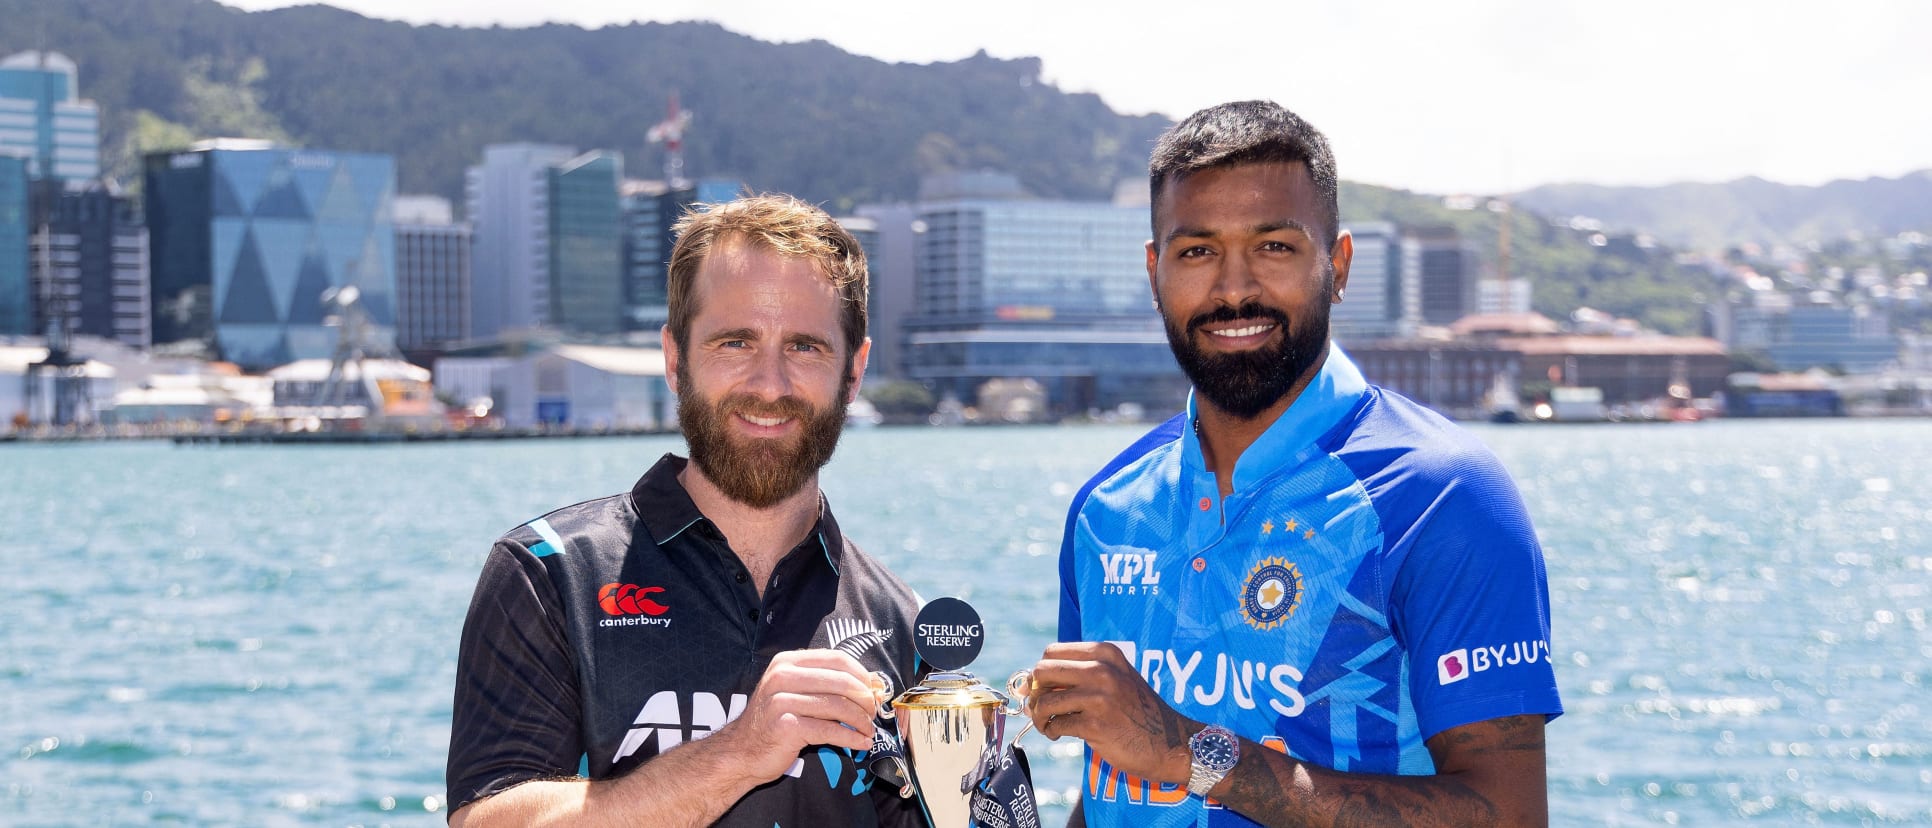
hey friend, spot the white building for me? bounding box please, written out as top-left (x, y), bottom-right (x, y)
top-left (436, 343), bottom-right (672, 430)
top-left (0, 342), bottom-right (115, 429)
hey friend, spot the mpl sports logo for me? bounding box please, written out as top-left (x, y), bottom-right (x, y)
top-left (1098, 552), bottom-right (1160, 595)
top-left (1437, 639), bottom-right (1551, 685)
top-left (597, 583), bottom-right (671, 629)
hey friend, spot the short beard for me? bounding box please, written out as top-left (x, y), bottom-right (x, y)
top-left (1162, 287), bottom-right (1331, 420)
top-left (677, 361), bottom-right (851, 509)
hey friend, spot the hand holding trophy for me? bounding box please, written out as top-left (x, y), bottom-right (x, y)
top-left (879, 597), bottom-right (1041, 828)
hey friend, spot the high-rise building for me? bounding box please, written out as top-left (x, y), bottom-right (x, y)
top-left (465, 143), bottom-right (575, 339)
top-left (547, 151), bottom-right (624, 335)
top-left (896, 172), bottom-right (1186, 415)
top-left (394, 195), bottom-right (471, 354)
top-left (0, 52), bottom-right (102, 183)
top-left (1406, 227), bottom-right (1476, 325)
top-left (144, 141), bottom-right (397, 370)
top-left (1332, 221), bottom-right (1410, 343)
top-left (619, 177), bottom-right (740, 333)
top-left (850, 203), bottom-right (916, 378)
top-left (0, 154), bottom-right (27, 335)
top-left (27, 179), bottom-right (150, 348)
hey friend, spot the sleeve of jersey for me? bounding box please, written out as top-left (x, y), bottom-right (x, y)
top-left (1057, 503), bottom-right (1082, 643)
top-left (1392, 457), bottom-right (1563, 742)
top-left (446, 539), bottom-right (586, 815)
top-left (1060, 414), bottom-right (1186, 643)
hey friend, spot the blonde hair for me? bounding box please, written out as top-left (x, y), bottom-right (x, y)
top-left (666, 193), bottom-right (868, 356)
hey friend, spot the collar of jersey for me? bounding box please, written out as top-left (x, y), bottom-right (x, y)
top-left (629, 453), bottom-right (846, 573)
top-left (1181, 341), bottom-right (1369, 493)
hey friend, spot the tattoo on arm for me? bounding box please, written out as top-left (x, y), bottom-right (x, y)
top-left (1213, 715), bottom-right (1545, 828)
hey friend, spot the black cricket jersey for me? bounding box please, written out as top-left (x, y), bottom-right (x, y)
top-left (448, 454), bottom-right (927, 827)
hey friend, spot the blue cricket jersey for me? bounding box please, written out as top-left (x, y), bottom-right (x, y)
top-left (1057, 344), bottom-right (1562, 826)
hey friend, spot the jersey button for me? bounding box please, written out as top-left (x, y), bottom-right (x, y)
top-left (747, 609), bottom-right (758, 621)
top-left (1198, 497), bottom-right (1212, 511)
top-left (735, 571), bottom-right (748, 583)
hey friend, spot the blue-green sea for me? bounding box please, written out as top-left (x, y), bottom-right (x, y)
top-left (4, 420), bottom-right (1930, 825)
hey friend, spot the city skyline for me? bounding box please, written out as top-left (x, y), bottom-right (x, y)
top-left (214, 0), bottom-right (1932, 197)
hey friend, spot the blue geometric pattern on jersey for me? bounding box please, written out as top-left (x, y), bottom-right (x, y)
top-left (1059, 345), bottom-right (1561, 826)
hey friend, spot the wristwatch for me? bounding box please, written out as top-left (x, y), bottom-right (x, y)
top-left (1186, 724), bottom-right (1240, 796)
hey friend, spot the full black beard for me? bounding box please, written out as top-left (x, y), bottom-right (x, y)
top-left (677, 362), bottom-right (851, 508)
top-left (1163, 297), bottom-right (1330, 420)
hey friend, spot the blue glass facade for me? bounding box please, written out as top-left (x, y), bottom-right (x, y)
top-left (548, 152), bottom-right (624, 335)
top-left (0, 154), bottom-right (27, 334)
top-left (621, 177), bottom-right (742, 332)
top-left (903, 196), bottom-right (1188, 414)
top-left (145, 146), bottom-right (396, 369)
top-left (0, 52), bottom-right (102, 182)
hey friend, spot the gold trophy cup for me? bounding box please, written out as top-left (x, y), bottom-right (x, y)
top-left (885, 598), bottom-right (1035, 827)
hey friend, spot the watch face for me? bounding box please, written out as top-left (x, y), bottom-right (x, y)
top-left (1192, 727), bottom-right (1239, 772)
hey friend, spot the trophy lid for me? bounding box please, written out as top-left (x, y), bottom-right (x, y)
top-left (892, 671), bottom-right (1009, 710)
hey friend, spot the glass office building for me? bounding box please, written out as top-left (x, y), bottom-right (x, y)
top-left (547, 151), bottom-right (624, 335)
top-left (27, 179), bottom-right (151, 348)
top-left (145, 143), bottom-right (396, 369)
top-left (393, 196), bottom-right (471, 353)
top-left (0, 154), bottom-right (27, 335)
top-left (0, 52), bottom-right (101, 183)
top-left (903, 187), bottom-right (1187, 416)
top-left (620, 177), bottom-right (741, 333)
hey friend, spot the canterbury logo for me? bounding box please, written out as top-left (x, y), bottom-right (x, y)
top-left (825, 617), bottom-right (892, 660)
top-left (598, 583), bottom-right (669, 616)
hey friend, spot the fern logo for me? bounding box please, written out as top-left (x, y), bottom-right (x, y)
top-left (824, 617), bottom-right (893, 661)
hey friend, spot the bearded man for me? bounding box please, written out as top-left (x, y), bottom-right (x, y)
top-left (447, 195), bottom-right (926, 827)
top-left (1026, 101), bottom-right (1562, 827)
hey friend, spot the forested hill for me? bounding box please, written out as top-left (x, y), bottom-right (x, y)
top-left (1, 0), bottom-right (1171, 210)
top-left (1514, 171), bottom-right (1932, 252)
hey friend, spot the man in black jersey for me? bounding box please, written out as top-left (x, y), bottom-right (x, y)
top-left (448, 195), bottom-right (927, 827)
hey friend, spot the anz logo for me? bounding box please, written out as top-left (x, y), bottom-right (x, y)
top-left (612, 691), bottom-right (746, 763)
top-left (1098, 552), bottom-right (1160, 596)
top-left (611, 691), bottom-right (872, 792)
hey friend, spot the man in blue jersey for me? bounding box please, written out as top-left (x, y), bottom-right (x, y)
top-left (1023, 101), bottom-right (1562, 826)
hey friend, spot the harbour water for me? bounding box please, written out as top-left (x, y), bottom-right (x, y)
top-left (4, 420), bottom-right (1929, 825)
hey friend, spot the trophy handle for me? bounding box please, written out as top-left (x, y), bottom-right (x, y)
top-left (868, 670), bottom-right (896, 720)
top-left (1004, 669), bottom-right (1038, 742)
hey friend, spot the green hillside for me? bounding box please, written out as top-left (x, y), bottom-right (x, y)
top-left (0, 0), bottom-right (1169, 211)
top-left (5, 0), bottom-right (1735, 333)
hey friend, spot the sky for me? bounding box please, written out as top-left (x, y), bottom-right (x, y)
top-left (218, 0), bottom-right (1932, 195)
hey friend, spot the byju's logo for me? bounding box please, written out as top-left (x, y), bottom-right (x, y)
top-left (1099, 552), bottom-right (1160, 595)
top-left (598, 583), bottom-right (671, 628)
top-left (1437, 640), bottom-right (1549, 686)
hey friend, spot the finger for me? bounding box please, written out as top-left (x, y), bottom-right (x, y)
top-left (1027, 656), bottom-right (1118, 691)
top-left (777, 648), bottom-right (872, 678)
top-left (769, 692), bottom-right (878, 737)
top-left (1041, 641), bottom-right (1131, 665)
top-left (763, 662), bottom-right (880, 712)
top-left (779, 713), bottom-right (877, 753)
top-left (1034, 710), bottom-right (1085, 741)
top-left (770, 650), bottom-right (878, 705)
top-left (1027, 682), bottom-right (1123, 727)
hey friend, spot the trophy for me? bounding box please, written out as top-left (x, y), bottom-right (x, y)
top-left (879, 597), bottom-right (1039, 828)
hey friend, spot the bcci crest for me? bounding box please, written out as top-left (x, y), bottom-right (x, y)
top-left (1240, 557), bottom-right (1303, 630)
